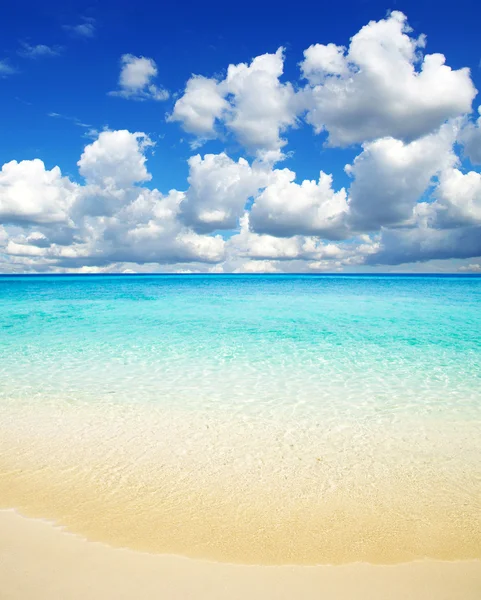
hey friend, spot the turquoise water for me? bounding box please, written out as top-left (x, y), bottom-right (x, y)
top-left (1, 274), bottom-right (480, 413)
top-left (0, 275), bottom-right (480, 563)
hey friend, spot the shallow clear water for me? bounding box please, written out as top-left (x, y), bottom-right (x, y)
top-left (0, 274), bottom-right (480, 564)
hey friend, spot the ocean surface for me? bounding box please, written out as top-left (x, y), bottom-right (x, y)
top-left (0, 274), bottom-right (480, 564)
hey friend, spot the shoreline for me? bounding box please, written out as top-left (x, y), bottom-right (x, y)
top-left (1, 509), bottom-right (481, 600)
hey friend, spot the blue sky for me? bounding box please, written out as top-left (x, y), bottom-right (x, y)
top-left (1, 1), bottom-right (481, 272)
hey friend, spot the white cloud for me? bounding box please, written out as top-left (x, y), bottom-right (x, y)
top-left (346, 123), bottom-right (458, 230)
top-left (360, 161), bottom-right (481, 265)
top-left (26, 231), bottom-right (50, 247)
top-left (458, 263), bottom-right (481, 273)
top-left (110, 54), bottom-right (169, 101)
top-left (459, 106), bottom-right (481, 164)
top-left (300, 43), bottom-right (349, 84)
top-left (170, 12), bottom-right (476, 158)
top-left (1, 121), bottom-right (479, 273)
top-left (79, 188), bottom-right (225, 266)
top-left (18, 42), bottom-right (61, 59)
top-left (168, 76), bottom-right (228, 138)
top-left (228, 213), bottom-right (349, 262)
top-left (0, 131), bottom-right (225, 271)
top-left (180, 153), bottom-right (269, 232)
top-left (170, 48), bottom-right (299, 155)
top-left (300, 11), bottom-right (476, 146)
top-left (221, 48), bottom-right (298, 153)
top-left (233, 260), bottom-right (280, 273)
top-left (420, 168), bottom-right (481, 229)
top-left (250, 168), bottom-right (349, 238)
top-left (77, 130), bottom-right (153, 187)
top-left (0, 159), bottom-right (77, 225)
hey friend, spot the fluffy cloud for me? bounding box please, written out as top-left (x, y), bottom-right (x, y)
top-left (221, 48), bottom-right (298, 153)
top-left (180, 153), bottom-right (269, 232)
top-left (222, 214), bottom-right (379, 273)
top-left (229, 213), bottom-right (351, 262)
top-left (2, 123), bottom-right (480, 272)
top-left (363, 163), bottom-right (481, 266)
top-left (78, 188), bottom-right (225, 266)
top-left (168, 76), bottom-right (228, 138)
top-left (170, 48), bottom-right (298, 154)
top-left (77, 130), bottom-right (153, 187)
top-left (0, 131), bottom-right (225, 271)
top-left (170, 12), bottom-right (475, 158)
top-left (300, 11), bottom-right (476, 146)
top-left (422, 168), bottom-right (481, 229)
top-left (439, 170), bottom-right (481, 226)
top-left (0, 159), bottom-right (77, 225)
top-left (233, 260), bottom-right (281, 273)
top-left (250, 169), bottom-right (348, 238)
top-left (459, 106), bottom-right (481, 164)
top-left (346, 123), bottom-right (458, 230)
top-left (110, 54), bottom-right (169, 101)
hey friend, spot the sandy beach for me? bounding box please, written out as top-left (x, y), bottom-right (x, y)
top-left (1, 509), bottom-right (480, 600)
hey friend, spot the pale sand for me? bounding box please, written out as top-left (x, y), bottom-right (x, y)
top-left (1, 510), bottom-right (480, 600)
top-left (2, 399), bottom-right (481, 564)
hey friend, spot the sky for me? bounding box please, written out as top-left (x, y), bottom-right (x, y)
top-left (1, 0), bottom-right (481, 273)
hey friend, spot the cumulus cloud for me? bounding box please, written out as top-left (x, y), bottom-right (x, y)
top-left (110, 54), bottom-right (169, 101)
top-left (346, 122), bottom-right (458, 230)
top-left (220, 214), bottom-right (380, 273)
top-left (77, 130), bottom-right (153, 187)
top-left (170, 12), bottom-right (475, 158)
top-left (361, 161), bottom-right (481, 266)
top-left (0, 131), bottom-right (226, 272)
top-left (170, 48), bottom-right (298, 155)
top-left (221, 48), bottom-right (298, 153)
top-left (0, 159), bottom-right (77, 225)
top-left (1, 124), bottom-right (480, 272)
top-left (250, 169), bottom-right (349, 238)
top-left (78, 188), bottom-right (225, 266)
top-left (428, 168), bottom-right (481, 228)
top-left (459, 106), bottom-right (481, 164)
top-left (300, 11), bottom-right (476, 146)
top-left (233, 260), bottom-right (280, 273)
top-left (168, 76), bottom-right (228, 138)
top-left (180, 153), bottom-right (270, 232)
top-left (229, 213), bottom-right (350, 262)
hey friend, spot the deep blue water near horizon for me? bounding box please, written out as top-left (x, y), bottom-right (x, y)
top-left (0, 274), bottom-right (480, 563)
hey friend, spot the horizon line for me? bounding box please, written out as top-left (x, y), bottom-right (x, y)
top-left (1, 272), bottom-right (480, 277)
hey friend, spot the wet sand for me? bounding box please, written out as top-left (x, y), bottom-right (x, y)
top-left (1, 510), bottom-right (480, 600)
